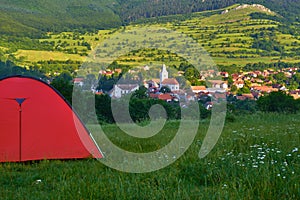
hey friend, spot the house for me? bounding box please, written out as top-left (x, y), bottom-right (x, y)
top-left (73, 77), bottom-right (84, 87)
top-left (158, 93), bottom-right (173, 102)
top-left (233, 80), bottom-right (244, 89)
top-left (150, 93), bottom-right (174, 102)
top-left (110, 84), bottom-right (139, 98)
top-left (290, 90), bottom-right (300, 99)
top-left (250, 83), bottom-right (261, 87)
top-left (160, 64), bottom-right (180, 91)
top-left (232, 73), bottom-right (242, 81)
top-left (114, 68), bottom-right (122, 74)
top-left (236, 93), bottom-right (255, 100)
top-left (145, 79), bottom-right (160, 92)
top-left (220, 72), bottom-right (229, 78)
top-left (161, 78), bottom-right (180, 91)
top-left (208, 80), bottom-right (228, 89)
top-left (252, 86), bottom-right (278, 93)
top-left (191, 86), bottom-right (207, 93)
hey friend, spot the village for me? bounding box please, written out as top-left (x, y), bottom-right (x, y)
top-left (73, 63), bottom-right (300, 110)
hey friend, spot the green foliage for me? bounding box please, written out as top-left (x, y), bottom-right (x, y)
top-left (159, 86), bottom-right (171, 94)
top-left (227, 95), bottom-right (257, 114)
top-left (1, 0), bottom-right (300, 37)
top-left (0, 0), bottom-right (122, 35)
top-left (243, 62), bottom-right (300, 72)
top-left (0, 60), bottom-right (46, 79)
top-left (132, 86), bottom-right (148, 99)
top-left (50, 71), bottom-right (73, 103)
top-left (95, 94), bottom-right (114, 124)
top-left (257, 91), bottom-right (299, 113)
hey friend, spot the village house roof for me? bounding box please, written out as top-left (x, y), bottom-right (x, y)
top-left (250, 83), bottom-right (261, 87)
top-left (116, 84), bottom-right (139, 90)
top-left (150, 79), bottom-right (160, 84)
top-left (73, 77), bottom-right (84, 83)
top-left (114, 68), bottom-right (122, 74)
top-left (161, 78), bottom-right (179, 85)
top-left (158, 93), bottom-right (173, 101)
top-left (235, 94), bottom-right (254, 101)
top-left (233, 80), bottom-right (244, 84)
top-left (95, 91), bottom-right (104, 95)
top-left (149, 93), bottom-right (160, 98)
top-left (208, 80), bottom-right (227, 84)
top-left (252, 86), bottom-right (278, 93)
top-left (191, 86), bottom-right (207, 91)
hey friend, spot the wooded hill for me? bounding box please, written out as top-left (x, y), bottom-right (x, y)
top-left (0, 0), bottom-right (299, 36)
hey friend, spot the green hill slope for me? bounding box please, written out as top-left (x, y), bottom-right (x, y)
top-left (0, 0), bottom-right (299, 36)
top-left (0, 0), bottom-right (122, 35)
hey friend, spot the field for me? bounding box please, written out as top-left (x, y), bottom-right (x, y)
top-left (15, 50), bottom-right (85, 62)
top-left (0, 113), bottom-right (299, 199)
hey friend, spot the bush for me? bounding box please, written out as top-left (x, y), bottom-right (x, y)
top-left (257, 91), bottom-right (299, 113)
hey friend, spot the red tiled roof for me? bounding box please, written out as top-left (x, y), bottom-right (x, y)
top-left (191, 86), bottom-right (206, 91)
top-left (253, 86), bottom-right (278, 93)
top-left (242, 93), bottom-right (254, 99)
top-left (158, 93), bottom-right (173, 101)
top-left (149, 93), bottom-right (159, 98)
top-left (161, 78), bottom-right (179, 85)
top-left (73, 78), bottom-right (84, 83)
top-left (115, 68), bottom-right (122, 73)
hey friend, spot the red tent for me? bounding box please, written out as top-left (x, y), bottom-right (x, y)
top-left (0, 76), bottom-right (103, 162)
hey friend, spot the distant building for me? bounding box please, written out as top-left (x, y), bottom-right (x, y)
top-left (159, 64), bottom-right (179, 91)
top-left (73, 78), bottom-right (84, 87)
top-left (208, 80), bottom-right (228, 89)
top-left (191, 86), bottom-right (207, 93)
top-left (110, 84), bottom-right (139, 98)
top-left (252, 86), bottom-right (278, 93)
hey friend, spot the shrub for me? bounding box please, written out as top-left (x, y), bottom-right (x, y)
top-left (257, 91), bottom-right (298, 113)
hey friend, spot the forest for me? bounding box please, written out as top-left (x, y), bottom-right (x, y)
top-left (0, 0), bottom-right (299, 37)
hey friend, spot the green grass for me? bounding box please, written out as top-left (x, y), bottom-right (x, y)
top-left (0, 113), bottom-right (299, 199)
top-left (14, 50), bottom-right (85, 62)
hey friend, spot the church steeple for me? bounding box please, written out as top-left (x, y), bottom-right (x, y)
top-left (160, 64), bottom-right (168, 84)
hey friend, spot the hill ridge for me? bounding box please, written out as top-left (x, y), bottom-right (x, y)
top-left (0, 0), bottom-right (299, 36)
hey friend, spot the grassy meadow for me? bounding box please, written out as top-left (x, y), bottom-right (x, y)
top-left (0, 113), bottom-right (299, 199)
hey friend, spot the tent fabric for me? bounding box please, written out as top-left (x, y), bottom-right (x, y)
top-left (0, 76), bottom-right (103, 162)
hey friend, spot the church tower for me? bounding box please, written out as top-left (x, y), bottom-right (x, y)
top-left (160, 64), bottom-right (168, 84)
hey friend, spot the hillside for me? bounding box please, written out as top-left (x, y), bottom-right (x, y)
top-left (0, 3), bottom-right (297, 79)
top-left (0, 0), bottom-right (122, 36)
top-left (120, 0), bottom-right (300, 23)
top-left (112, 4), bottom-right (300, 70)
top-left (0, 0), bottom-right (299, 36)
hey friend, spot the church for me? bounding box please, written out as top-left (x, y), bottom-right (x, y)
top-left (160, 64), bottom-right (179, 91)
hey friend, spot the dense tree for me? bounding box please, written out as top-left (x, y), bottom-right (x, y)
top-left (159, 86), bottom-right (171, 94)
top-left (132, 86), bottom-right (148, 99)
top-left (257, 91), bottom-right (299, 113)
top-left (50, 71), bottom-right (73, 103)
